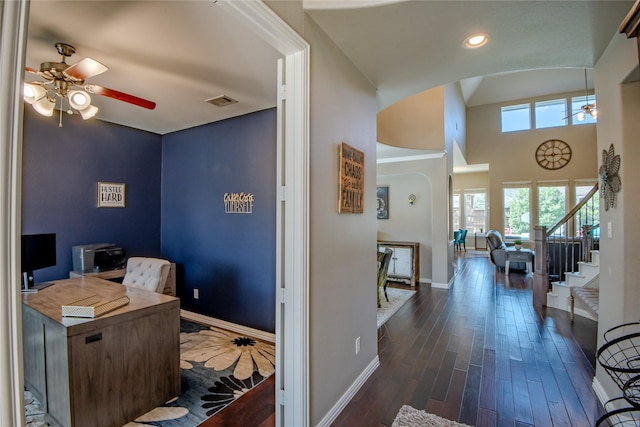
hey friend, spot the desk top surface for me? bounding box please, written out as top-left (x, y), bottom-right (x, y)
top-left (22, 276), bottom-right (179, 332)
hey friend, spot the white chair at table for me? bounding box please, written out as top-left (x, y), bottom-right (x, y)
top-left (122, 257), bottom-right (171, 293)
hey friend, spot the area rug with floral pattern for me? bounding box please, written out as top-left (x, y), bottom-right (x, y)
top-left (25, 319), bottom-right (275, 427)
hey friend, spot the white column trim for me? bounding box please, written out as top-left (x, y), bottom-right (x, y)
top-left (0, 1), bottom-right (30, 425)
top-left (216, 2), bottom-right (310, 426)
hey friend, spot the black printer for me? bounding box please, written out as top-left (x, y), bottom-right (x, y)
top-left (72, 243), bottom-right (126, 273)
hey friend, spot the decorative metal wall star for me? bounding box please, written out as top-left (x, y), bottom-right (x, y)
top-left (599, 144), bottom-right (621, 211)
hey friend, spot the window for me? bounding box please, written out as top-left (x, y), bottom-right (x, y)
top-left (571, 95), bottom-right (597, 125)
top-left (452, 191), bottom-right (461, 232)
top-left (535, 99), bottom-right (567, 129)
top-left (501, 104), bottom-right (531, 132)
top-left (575, 182), bottom-right (599, 236)
top-left (538, 182), bottom-right (567, 234)
top-left (503, 184), bottom-right (530, 239)
top-left (464, 191), bottom-right (487, 233)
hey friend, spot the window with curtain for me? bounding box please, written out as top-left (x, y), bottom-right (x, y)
top-left (464, 190), bottom-right (487, 233)
top-left (503, 183), bottom-right (531, 239)
top-left (538, 181), bottom-right (568, 235)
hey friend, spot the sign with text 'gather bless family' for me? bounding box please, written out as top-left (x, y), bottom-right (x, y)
top-left (338, 142), bottom-right (364, 214)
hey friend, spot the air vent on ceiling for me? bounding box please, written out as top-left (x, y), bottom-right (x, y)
top-left (206, 95), bottom-right (238, 107)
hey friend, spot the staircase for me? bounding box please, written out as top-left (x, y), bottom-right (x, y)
top-left (535, 183), bottom-right (600, 320)
top-left (547, 250), bottom-right (599, 320)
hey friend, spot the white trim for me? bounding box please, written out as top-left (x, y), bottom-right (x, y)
top-left (431, 282), bottom-right (451, 289)
top-left (315, 356), bottom-right (380, 427)
top-left (377, 152), bottom-right (445, 164)
top-left (217, 2), bottom-right (311, 426)
top-left (592, 376), bottom-right (611, 406)
top-left (180, 310), bottom-right (275, 343)
top-left (1, 1), bottom-right (30, 425)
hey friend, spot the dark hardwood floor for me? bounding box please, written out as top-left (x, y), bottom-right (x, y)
top-left (202, 252), bottom-right (602, 426)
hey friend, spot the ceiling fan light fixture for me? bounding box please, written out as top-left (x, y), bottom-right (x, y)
top-left (463, 33), bottom-right (489, 49)
top-left (77, 104), bottom-right (99, 120)
top-left (590, 108), bottom-right (597, 119)
top-left (577, 111), bottom-right (585, 121)
top-left (68, 90), bottom-right (91, 110)
top-left (32, 96), bottom-right (56, 117)
top-left (23, 83), bottom-right (47, 104)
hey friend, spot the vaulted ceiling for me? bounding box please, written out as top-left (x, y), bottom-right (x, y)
top-left (25, 1), bottom-right (634, 136)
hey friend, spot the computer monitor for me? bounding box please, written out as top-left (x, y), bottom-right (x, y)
top-left (21, 233), bottom-right (56, 290)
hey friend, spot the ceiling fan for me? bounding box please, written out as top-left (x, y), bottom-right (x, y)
top-left (23, 42), bottom-right (156, 126)
top-left (564, 68), bottom-right (597, 122)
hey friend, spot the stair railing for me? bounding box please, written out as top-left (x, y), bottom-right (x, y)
top-left (534, 183), bottom-right (599, 288)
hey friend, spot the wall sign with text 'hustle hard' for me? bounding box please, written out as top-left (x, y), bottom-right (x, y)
top-left (338, 142), bottom-right (364, 213)
top-left (97, 182), bottom-right (126, 208)
top-left (224, 192), bottom-right (254, 214)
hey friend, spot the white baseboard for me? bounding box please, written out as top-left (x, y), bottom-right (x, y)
top-left (592, 376), bottom-right (612, 406)
top-left (431, 282), bottom-right (450, 289)
top-left (316, 356), bottom-right (380, 427)
top-left (180, 309), bottom-right (275, 343)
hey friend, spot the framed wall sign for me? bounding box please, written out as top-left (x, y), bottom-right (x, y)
top-left (97, 182), bottom-right (126, 208)
top-left (338, 142), bottom-right (365, 213)
top-left (377, 186), bottom-right (389, 219)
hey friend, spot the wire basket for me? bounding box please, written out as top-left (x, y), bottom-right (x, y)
top-left (596, 397), bottom-right (640, 426)
top-left (597, 322), bottom-right (640, 407)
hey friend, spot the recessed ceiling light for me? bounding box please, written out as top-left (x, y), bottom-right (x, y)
top-left (463, 33), bottom-right (489, 49)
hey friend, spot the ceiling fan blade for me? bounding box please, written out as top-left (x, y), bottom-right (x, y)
top-left (85, 84), bottom-right (156, 110)
top-left (64, 58), bottom-right (108, 82)
top-left (25, 66), bottom-right (41, 75)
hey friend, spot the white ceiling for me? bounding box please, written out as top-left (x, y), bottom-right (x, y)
top-left (24, 0), bottom-right (634, 138)
top-left (25, 1), bottom-right (282, 135)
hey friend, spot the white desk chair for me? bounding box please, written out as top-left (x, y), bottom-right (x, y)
top-left (122, 257), bottom-right (171, 293)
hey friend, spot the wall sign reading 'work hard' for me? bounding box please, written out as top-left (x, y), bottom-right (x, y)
top-left (97, 182), bottom-right (126, 208)
top-left (338, 142), bottom-right (364, 213)
top-left (224, 192), bottom-right (254, 214)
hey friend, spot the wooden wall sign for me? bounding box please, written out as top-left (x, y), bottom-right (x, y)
top-left (338, 142), bottom-right (364, 213)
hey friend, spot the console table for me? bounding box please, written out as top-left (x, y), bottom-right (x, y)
top-left (22, 277), bottom-right (180, 427)
top-left (377, 241), bottom-right (420, 286)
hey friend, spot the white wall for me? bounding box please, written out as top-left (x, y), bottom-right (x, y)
top-left (377, 173), bottom-right (433, 281)
top-left (592, 31), bottom-right (640, 402)
top-left (305, 16), bottom-right (379, 426)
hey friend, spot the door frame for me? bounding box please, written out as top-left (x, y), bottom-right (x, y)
top-left (0, 1), bottom-right (311, 425)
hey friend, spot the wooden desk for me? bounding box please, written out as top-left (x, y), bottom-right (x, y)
top-left (69, 262), bottom-right (177, 296)
top-left (22, 277), bottom-right (180, 427)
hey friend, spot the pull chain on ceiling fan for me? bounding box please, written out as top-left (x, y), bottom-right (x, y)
top-left (23, 42), bottom-right (156, 127)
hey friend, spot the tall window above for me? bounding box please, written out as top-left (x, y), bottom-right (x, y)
top-left (535, 99), bottom-right (567, 129)
top-left (503, 184), bottom-right (531, 239)
top-left (501, 104), bottom-right (531, 132)
top-left (571, 95), bottom-right (597, 125)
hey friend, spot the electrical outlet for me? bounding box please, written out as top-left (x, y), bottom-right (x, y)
top-left (355, 336), bottom-right (361, 355)
top-left (194, 289), bottom-right (199, 299)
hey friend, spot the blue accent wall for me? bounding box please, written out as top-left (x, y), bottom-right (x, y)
top-left (22, 108), bottom-right (163, 282)
top-left (161, 109), bottom-right (276, 333)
